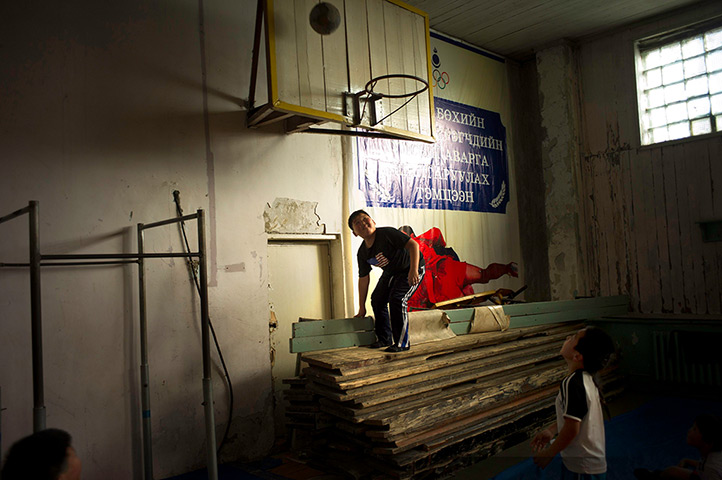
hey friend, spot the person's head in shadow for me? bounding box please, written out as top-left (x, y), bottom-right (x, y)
top-left (1, 428), bottom-right (81, 480)
top-left (634, 414), bottom-right (722, 480)
top-left (688, 413), bottom-right (722, 454)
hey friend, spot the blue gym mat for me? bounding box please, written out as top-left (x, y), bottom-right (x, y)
top-left (163, 453), bottom-right (340, 480)
top-left (491, 395), bottom-right (722, 480)
top-left (163, 464), bottom-right (268, 480)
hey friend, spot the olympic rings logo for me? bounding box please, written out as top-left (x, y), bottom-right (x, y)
top-left (433, 69), bottom-right (450, 89)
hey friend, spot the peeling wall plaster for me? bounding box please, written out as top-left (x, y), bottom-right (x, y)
top-left (263, 197), bottom-right (325, 234)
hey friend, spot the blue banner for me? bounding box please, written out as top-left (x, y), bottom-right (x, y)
top-left (357, 97), bottom-right (509, 213)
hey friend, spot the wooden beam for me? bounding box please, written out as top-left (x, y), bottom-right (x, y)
top-left (300, 322), bottom-right (579, 372)
top-left (291, 330), bottom-right (377, 353)
top-left (292, 316), bottom-right (374, 337)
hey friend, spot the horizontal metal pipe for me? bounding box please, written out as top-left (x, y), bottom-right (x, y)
top-left (43, 260), bottom-right (140, 266)
top-left (139, 213), bottom-right (198, 230)
top-left (302, 128), bottom-right (409, 140)
top-left (0, 205), bottom-right (31, 225)
top-left (41, 252), bottom-right (198, 260)
top-left (3, 253), bottom-right (197, 265)
top-left (1, 261), bottom-right (139, 267)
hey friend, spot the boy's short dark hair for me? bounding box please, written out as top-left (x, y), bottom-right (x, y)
top-left (1, 428), bottom-right (72, 480)
top-left (695, 414), bottom-right (722, 451)
top-left (574, 326), bottom-right (615, 374)
top-left (348, 210), bottom-right (370, 230)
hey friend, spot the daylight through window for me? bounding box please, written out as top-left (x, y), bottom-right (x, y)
top-left (636, 24), bottom-right (722, 145)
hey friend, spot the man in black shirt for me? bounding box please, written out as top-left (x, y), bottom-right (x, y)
top-left (349, 210), bottom-right (425, 352)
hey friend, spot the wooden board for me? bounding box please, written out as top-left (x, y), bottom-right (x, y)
top-left (317, 362), bottom-right (563, 423)
top-left (369, 386), bottom-right (558, 454)
top-left (293, 316), bottom-right (374, 337)
top-left (291, 297), bottom-right (626, 355)
top-left (364, 368), bottom-right (564, 436)
top-left (300, 322), bottom-right (581, 372)
top-left (291, 331), bottom-right (377, 353)
top-left (307, 344), bottom-right (562, 404)
top-left (303, 328), bottom-right (573, 388)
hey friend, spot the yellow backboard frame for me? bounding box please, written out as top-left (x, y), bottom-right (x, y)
top-left (248, 0), bottom-right (435, 143)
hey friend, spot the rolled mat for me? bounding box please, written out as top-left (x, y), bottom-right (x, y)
top-left (408, 310), bottom-right (457, 344)
top-left (469, 305), bottom-right (510, 333)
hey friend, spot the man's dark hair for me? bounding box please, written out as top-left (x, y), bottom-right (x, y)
top-left (1, 428), bottom-right (71, 480)
top-left (348, 210), bottom-right (370, 230)
top-left (399, 225), bottom-right (415, 236)
top-left (695, 414), bottom-right (722, 451)
top-left (574, 326), bottom-right (615, 374)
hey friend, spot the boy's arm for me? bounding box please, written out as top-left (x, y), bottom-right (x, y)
top-left (531, 423), bottom-right (558, 452)
top-left (678, 458), bottom-right (699, 469)
top-left (355, 275), bottom-right (370, 317)
top-left (404, 238), bottom-right (421, 286)
top-left (533, 418), bottom-right (580, 469)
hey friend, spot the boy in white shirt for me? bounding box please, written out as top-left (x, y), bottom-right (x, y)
top-left (532, 326), bottom-right (615, 479)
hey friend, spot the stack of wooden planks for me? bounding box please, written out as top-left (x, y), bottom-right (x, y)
top-left (290, 322), bottom-right (591, 478)
top-left (284, 296), bottom-right (629, 478)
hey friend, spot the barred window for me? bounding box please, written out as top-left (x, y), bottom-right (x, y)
top-left (636, 22), bottom-right (722, 145)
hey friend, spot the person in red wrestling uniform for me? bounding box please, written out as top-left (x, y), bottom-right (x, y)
top-left (399, 225), bottom-right (518, 309)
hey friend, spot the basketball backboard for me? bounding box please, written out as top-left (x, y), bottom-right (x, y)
top-left (248, 0), bottom-right (435, 143)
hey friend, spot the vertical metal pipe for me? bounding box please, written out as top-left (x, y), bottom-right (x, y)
top-left (137, 224), bottom-right (154, 480)
top-left (674, 332), bottom-right (684, 383)
top-left (29, 201), bottom-right (46, 432)
top-left (652, 332), bottom-right (661, 381)
top-left (1, 385), bottom-right (4, 454)
top-left (197, 210), bottom-right (218, 480)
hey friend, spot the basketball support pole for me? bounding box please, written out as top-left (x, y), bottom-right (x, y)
top-left (248, 0), bottom-right (264, 112)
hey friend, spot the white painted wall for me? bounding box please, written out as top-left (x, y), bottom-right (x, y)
top-left (0, 0), bottom-right (343, 478)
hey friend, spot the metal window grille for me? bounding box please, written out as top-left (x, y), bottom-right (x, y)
top-left (636, 24), bottom-right (722, 145)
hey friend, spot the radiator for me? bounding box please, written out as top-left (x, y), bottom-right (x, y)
top-left (652, 331), bottom-right (722, 387)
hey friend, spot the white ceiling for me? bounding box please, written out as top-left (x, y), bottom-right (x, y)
top-left (404, 0), bottom-right (705, 60)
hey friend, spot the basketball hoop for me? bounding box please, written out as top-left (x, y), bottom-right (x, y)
top-left (364, 74), bottom-right (429, 99)
top-left (348, 74), bottom-right (429, 127)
